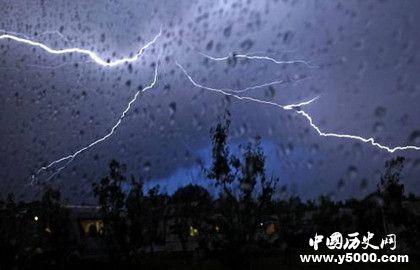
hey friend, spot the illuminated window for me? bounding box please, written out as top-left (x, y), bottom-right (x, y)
top-left (79, 219), bottom-right (104, 237)
top-left (265, 223), bottom-right (276, 235)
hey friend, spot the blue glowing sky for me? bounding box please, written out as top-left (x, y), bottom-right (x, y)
top-left (1, 0), bottom-right (420, 203)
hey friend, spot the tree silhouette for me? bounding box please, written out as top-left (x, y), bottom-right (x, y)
top-left (171, 184), bottom-right (212, 251)
top-left (0, 194), bottom-right (20, 269)
top-left (206, 115), bottom-right (236, 196)
top-left (3, 123), bottom-right (420, 268)
top-left (205, 114), bottom-right (279, 267)
top-left (0, 188), bottom-right (73, 268)
top-left (377, 156), bottom-right (410, 235)
top-left (37, 187), bottom-right (73, 265)
top-left (125, 176), bottom-right (144, 259)
top-left (379, 156), bottom-right (405, 209)
top-left (92, 159), bottom-right (128, 260)
top-left (142, 185), bottom-right (167, 253)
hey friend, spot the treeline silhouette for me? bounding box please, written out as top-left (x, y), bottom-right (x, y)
top-left (1, 117), bottom-right (420, 269)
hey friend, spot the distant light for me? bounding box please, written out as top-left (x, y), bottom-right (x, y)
top-left (34, 216), bottom-right (39, 221)
top-left (189, 226), bottom-right (199, 237)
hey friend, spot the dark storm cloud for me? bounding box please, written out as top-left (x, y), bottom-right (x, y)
top-left (1, 0), bottom-right (420, 203)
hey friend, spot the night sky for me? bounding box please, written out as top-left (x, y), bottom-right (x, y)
top-left (1, 0), bottom-right (420, 203)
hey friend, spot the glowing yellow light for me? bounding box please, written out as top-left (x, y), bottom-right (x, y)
top-left (189, 226), bottom-right (199, 237)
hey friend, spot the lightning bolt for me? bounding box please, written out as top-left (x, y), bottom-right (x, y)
top-left (38, 30), bottom-right (72, 43)
top-left (32, 60), bottom-right (159, 183)
top-left (198, 51), bottom-right (318, 68)
top-left (215, 79), bottom-right (285, 94)
top-left (294, 110), bottom-right (420, 153)
top-left (189, 46), bottom-right (314, 94)
top-left (0, 29), bottom-right (162, 182)
top-left (0, 29), bottom-right (87, 70)
top-left (0, 28), bottom-right (161, 67)
top-left (2, 24), bottom-right (420, 185)
top-left (0, 29), bottom-right (71, 43)
top-left (176, 61), bottom-right (420, 153)
top-left (185, 76), bottom-right (308, 94)
top-left (175, 61), bottom-right (317, 110)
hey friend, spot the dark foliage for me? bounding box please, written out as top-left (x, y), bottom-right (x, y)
top-left (1, 118), bottom-right (419, 269)
top-left (0, 187), bottom-right (73, 269)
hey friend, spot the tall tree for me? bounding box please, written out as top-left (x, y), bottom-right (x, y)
top-left (206, 115), bottom-right (236, 196)
top-left (125, 176), bottom-right (144, 257)
top-left (378, 156), bottom-right (407, 231)
top-left (92, 160), bottom-right (128, 259)
top-left (205, 114), bottom-right (277, 267)
top-left (378, 156), bottom-right (405, 206)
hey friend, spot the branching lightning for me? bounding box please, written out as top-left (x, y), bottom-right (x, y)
top-left (0, 29), bottom-right (161, 67)
top-left (294, 110), bottom-right (420, 153)
top-left (32, 60), bottom-right (159, 183)
top-left (189, 46), bottom-right (314, 94)
top-left (215, 79), bottom-right (285, 94)
top-left (175, 61), bottom-right (318, 110)
top-left (1, 24), bottom-right (420, 185)
top-left (186, 76), bottom-right (308, 94)
top-left (0, 29), bottom-right (87, 70)
top-left (38, 30), bottom-right (72, 42)
top-left (176, 61), bottom-right (420, 153)
top-left (0, 29), bottom-right (162, 182)
top-left (198, 51), bottom-right (318, 68)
